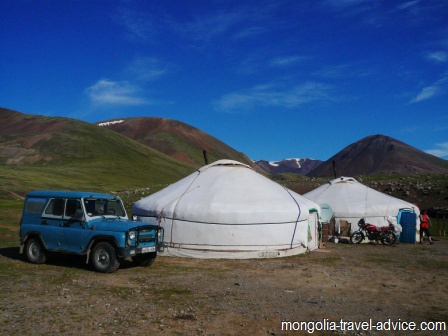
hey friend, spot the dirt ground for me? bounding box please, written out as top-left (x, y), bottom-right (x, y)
top-left (0, 238), bottom-right (447, 336)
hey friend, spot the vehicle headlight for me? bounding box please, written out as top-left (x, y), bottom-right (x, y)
top-left (129, 230), bottom-right (136, 240)
top-left (157, 227), bottom-right (164, 243)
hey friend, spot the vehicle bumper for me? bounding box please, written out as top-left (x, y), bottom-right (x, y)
top-left (117, 246), bottom-right (157, 258)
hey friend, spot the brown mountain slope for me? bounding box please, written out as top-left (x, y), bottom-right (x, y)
top-left (0, 107), bottom-right (197, 192)
top-left (96, 117), bottom-right (256, 168)
top-left (307, 134), bottom-right (448, 177)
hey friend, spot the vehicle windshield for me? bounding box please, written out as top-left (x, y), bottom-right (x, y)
top-left (83, 198), bottom-right (126, 217)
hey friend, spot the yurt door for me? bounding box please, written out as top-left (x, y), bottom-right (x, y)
top-left (398, 210), bottom-right (417, 243)
top-left (308, 211), bottom-right (319, 250)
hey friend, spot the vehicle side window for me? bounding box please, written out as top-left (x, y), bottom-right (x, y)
top-left (25, 198), bottom-right (47, 215)
top-left (65, 199), bottom-right (82, 217)
top-left (44, 198), bottom-right (65, 216)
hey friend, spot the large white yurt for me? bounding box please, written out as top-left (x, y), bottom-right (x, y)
top-left (304, 177), bottom-right (420, 242)
top-left (132, 160), bottom-right (321, 258)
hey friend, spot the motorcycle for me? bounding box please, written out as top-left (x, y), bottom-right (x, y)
top-left (350, 218), bottom-right (397, 245)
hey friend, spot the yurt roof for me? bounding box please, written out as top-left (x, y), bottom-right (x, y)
top-left (133, 160), bottom-right (320, 224)
top-left (304, 176), bottom-right (418, 218)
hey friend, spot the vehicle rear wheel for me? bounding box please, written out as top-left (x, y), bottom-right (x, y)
top-left (350, 231), bottom-right (364, 244)
top-left (25, 238), bottom-right (46, 264)
top-left (132, 252), bottom-right (157, 267)
top-left (91, 242), bottom-right (120, 273)
top-left (381, 232), bottom-right (397, 246)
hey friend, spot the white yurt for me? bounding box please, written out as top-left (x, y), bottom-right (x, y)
top-left (304, 177), bottom-right (420, 242)
top-left (132, 160), bottom-right (321, 258)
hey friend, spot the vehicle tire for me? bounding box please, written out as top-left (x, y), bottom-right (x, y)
top-left (132, 252), bottom-right (157, 267)
top-left (350, 231), bottom-right (364, 244)
top-left (91, 242), bottom-right (120, 273)
top-left (25, 238), bottom-right (47, 264)
top-left (381, 231), bottom-right (397, 246)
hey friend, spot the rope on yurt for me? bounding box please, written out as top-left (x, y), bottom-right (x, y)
top-left (364, 184), bottom-right (369, 219)
top-left (283, 187), bottom-right (302, 249)
top-left (158, 172), bottom-right (202, 243)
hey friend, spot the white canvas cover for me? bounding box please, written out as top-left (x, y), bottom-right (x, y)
top-left (304, 177), bottom-right (420, 235)
top-left (132, 160), bottom-right (321, 258)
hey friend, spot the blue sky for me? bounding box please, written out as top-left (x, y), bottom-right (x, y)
top-left (1, 0), bottom-right (448, 161)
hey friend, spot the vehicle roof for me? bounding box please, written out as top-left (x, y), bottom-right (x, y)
top-left (26, 190), bottom-right (120, 199)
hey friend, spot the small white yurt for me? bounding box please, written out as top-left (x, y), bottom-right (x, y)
top-left (132, 160), bottom-right (321, 258)
top-left (304, 177), bottom-right (420, 241)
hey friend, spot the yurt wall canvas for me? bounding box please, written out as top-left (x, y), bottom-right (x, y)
top-left (132, 160), bottom-right (321, 259)
top-left (304, 177), bottom-right (419, 240)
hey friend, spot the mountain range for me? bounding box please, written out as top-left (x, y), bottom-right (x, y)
top-left (96, 118), bottom-right (327, 175)
top-left (1, 107), bottom-right (447, 197)
top-left (97, 116), bottom-right (447, 176)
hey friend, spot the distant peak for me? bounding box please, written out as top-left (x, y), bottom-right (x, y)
top-left (254, 158), bottom-right (323, 175)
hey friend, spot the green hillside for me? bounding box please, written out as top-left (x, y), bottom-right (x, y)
top-left (0, 108), bottom-right (197, 200)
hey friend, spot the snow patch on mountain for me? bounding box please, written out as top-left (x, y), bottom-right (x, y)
top-left (255, 158), bottom-right (323, 175)
top-left (98, 120), bottom-right (125, 127)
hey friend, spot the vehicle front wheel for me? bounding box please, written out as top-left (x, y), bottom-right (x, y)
top-left (132, 252), bottom-right (157, 267)
top-left (25, 238), bottom-right (47, 264)
top-left (91, 242), bottom-right (120, 273)
top-left (350, 231), bottom-right (364, 244)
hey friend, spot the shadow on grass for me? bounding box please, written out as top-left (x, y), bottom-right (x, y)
top-left (0, 245), bottom-right (141, 272)
top-left (0, 246), bottom-right (21, 260)
top-left (43, 254), bottom-right (140, 272)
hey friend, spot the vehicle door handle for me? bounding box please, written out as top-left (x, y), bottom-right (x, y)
top-left (41, 220), bottom-right (49, 225)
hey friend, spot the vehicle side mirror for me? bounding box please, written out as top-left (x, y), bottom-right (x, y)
top-left (75, 209), bottom-right (84, 218)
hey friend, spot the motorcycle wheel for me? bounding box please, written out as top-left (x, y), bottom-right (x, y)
top-left (381, 232), bottom-right (397, 246)
top-left (350, 231), bottom-right (364, 244)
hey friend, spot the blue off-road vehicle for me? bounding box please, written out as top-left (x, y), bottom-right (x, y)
top-left (19, 190), bottom-right (163, 273)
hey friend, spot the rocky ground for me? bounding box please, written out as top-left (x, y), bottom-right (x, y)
top-left (1, 238), bottom-right (447, 335)
top-left (1, 174), bottom-right (447, 335)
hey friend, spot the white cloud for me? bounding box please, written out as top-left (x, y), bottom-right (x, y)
top-left (174, 8), bottom-right (275, 44)
top-left (396, 0), bottom-right (421, 11)
top-left (85, 57), bottom-right (168, 108)
top-left (323, 0), bottom-right (368, 8)
top-left (425, 142), bottom-right (448, 159)
top-left (410, 85), bottom-right (441, 103)
top-left (232, 26), bottom-right (266, 40)
top-left (116, 8), bottom-right (156, 42)
top-left (214, 82), bottom-right (332, 112)
top-left (126, 57), bottom-right (168, 82)
top-left (176, 11), bottom-right (243, 42)
top-left (86, 79), bottom-right (151, 106)
top-left (116, 3), bottom-right (273, 45)
top-left (270, 56), bottom-right (307, 67)
top-left (410, 72), bottom-right (448, 103)
top-left (427, 51), bottom-right (448, 63)
top-left (321, 0), bottom-right (380, 21)
top-left (314, 64), bottom-right (354, 78)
